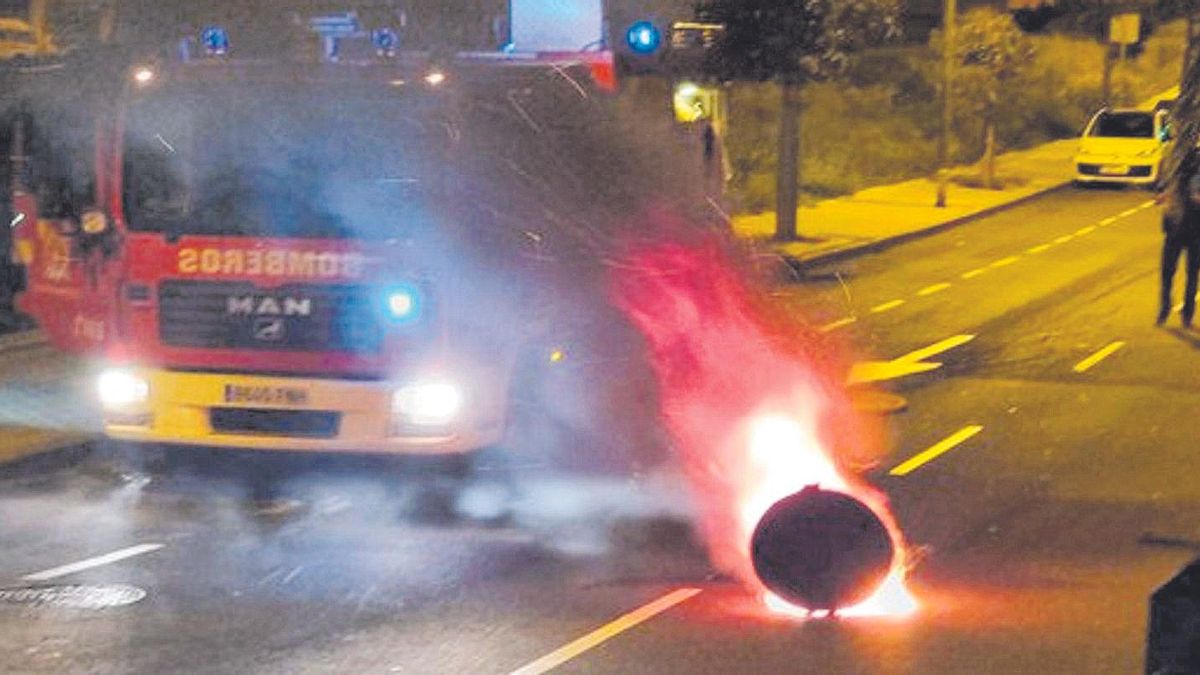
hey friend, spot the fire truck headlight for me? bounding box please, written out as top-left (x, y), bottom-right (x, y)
top-left (392, 381), bottom-right (463, 427)
top-left (132, 67), bottom-right (155, 86)
top-left (98, 370), bottom-right (150, 409)
top-left (385, 285), bottom-right (423, 322)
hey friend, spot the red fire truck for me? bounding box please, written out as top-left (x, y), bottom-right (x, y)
top-left (6, 22), bottom-right (625, 471)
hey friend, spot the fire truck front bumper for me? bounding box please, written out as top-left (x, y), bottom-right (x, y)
top-left (97, 368), bottom-right (507, 455)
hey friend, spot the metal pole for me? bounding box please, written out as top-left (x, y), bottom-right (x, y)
top-left (936, 0), bottom-right (956, 208)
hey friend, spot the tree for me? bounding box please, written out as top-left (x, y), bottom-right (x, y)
top-left (945, 8), bottom-right (1035, 190)
top-left (695, 0), bottom-right (898, 241)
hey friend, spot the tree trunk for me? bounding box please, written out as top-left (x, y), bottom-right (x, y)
top-left (983, 119), bottom-right (996, 190)
top-left (775, 82), bottom-right (802, 242)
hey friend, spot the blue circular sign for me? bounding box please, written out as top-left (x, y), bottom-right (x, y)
top-left (625, 21), bottom-right (661, 54)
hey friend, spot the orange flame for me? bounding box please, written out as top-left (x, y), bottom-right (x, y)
top-left (610, 231), bottom-right (917, 620)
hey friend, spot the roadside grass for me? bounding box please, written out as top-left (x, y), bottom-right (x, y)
top-left (721, 20), bottom-right (1187, 214)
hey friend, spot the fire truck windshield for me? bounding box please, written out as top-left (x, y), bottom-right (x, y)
top-left (122, 82), bottom-right (452, 240)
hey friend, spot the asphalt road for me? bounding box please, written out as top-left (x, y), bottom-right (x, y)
top-left (1, 186), bottom-right (1197, 674)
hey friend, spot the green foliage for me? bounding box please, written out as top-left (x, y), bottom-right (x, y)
top-left (695, 0), bottom-right (901, 84)
top-left (719, 19), bottom-right (1187, 212)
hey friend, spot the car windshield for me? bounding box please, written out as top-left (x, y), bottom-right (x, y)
top-left (1089, 111), bottom-right (1155, 138)
top-left (123, 82), bottom-right (452, 239)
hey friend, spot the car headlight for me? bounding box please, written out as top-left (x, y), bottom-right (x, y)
top-left (392, 381), bottom-right (463, 427)
top-left (97, 370), bottom-right (149, 409)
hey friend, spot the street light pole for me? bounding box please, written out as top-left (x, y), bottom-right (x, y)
top-left (936, 0), bottom-right (956, 208)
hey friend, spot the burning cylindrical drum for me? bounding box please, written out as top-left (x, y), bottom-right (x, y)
top-left (750, 485), bottom-right (894, 612)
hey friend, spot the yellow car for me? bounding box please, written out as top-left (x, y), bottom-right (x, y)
top-left (1074, 107), bottom-right (1170, 188)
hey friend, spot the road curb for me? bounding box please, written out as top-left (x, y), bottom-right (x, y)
top-left (0, 434), bottom-right (96, 479)
top-left (0, 328), bottom-right (46, 354)
top-left (768, 181), bottom-right (1073, 272)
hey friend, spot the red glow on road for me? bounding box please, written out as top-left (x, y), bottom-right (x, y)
top-left (611, 231), bottom-right (916, 619)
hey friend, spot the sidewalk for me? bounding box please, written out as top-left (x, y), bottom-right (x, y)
top-left (731, 138), bottom-right (1081, 267)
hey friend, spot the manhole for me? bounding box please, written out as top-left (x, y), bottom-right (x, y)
top-left (0, 584), bottom-right (146, 609)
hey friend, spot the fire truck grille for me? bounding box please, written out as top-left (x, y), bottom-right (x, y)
top-left (158, 281), bottom-right (382, 354)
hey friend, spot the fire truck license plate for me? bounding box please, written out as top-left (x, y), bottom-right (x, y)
top-left (223, 385), bottom-right (310, 406)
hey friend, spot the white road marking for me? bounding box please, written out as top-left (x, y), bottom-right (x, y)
top-left (1075, 225), bottom-right (1096, 236)
top-left (871, 299), bottom-right (906, 314)
top-left (819, 316), bottom-right (857, 333)
top-left (22, 543), bottom-right (165, 582)
top-left (1073, 341), bottom-right (1126, 374)
top-left (508, 588), bottom-right (702, 675)
top-left (961, 267), bottom-right (987, 280)
top-left (890, 425), bottom-right (984, 476)
top-left (989, 256), bottom-right (1019, 268)
top-left (1027, 243), bottom-right (1053, 254)
top-left (917, 282), bottom-right (952, 296)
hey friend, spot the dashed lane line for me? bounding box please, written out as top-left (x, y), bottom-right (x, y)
top-left (1075, 225), bottom-right (1097, 236)
top-left (819, 316), bottom-right (857, 333)
top-left (889, 425), bottom-right (984, 477)
top-left (961, 268), bottom-right (987, 280)
top-left (1099, 216), bottom-right (1118, 226)
top-left (508, 588), bottom-right (702, 675)
top-left (22, 544), bottom-right (165, 582)
top-left (871, 299), bottom-right (906, 314)
top-left (989, 256), bottom-right (1019, 269)
top-left (1073, 341), bottom-right (1126, 374)
top-left (1027, 243), bottom-right (1053, 254)
top-left (1053, 234), bottom-right (1074, 244)
top-left (917, 282), bottom-right (952, 297)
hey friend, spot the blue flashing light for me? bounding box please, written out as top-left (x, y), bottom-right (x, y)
top-left (625, 21), bottom-right (661, 54)
top-left (372, 27), bottom-right (399, 54)
top-left (385, 284), bottom-right (423, 323)
top-left (200, 26), bottom-right (229, 55)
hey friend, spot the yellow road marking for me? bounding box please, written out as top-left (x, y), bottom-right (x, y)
top-left (961, 268), bottom-right (987, 280)
top-left (1140, 200), bottom-right (1156, 209)
top-left (1073, 341), bottom-right (1126, 373)
top-left (1119, 207), bottom-right (1140, 218)
top-left (1075, 225), bottom-right (1096, 236)
top-left (1027, 243), bottom-right (1052, 254)
top-left (819, 316), bottom-right (857, 333)
top-left (889, 425), bottom-right (984, 477)
top-left (871, 299), bottom-right (905, 314)
top-left (508, 588), bottom-right (702, 675)
top-left (989, 256), bottom-right (1019, 268)
top-left (1099, 216), bottom-right (1118, 226)
top-left (1053, 235), bottom-right (1073, 244)
top-left (917, 282), bottom-right (952, 296)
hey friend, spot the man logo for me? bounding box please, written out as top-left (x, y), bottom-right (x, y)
top-left (227, 295), bottom-right (312, 317)
top-left (252, 317), bottom-right (286, 342)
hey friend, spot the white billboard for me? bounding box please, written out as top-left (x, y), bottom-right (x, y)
top-left (510, 0), bottom-right (604, 52)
